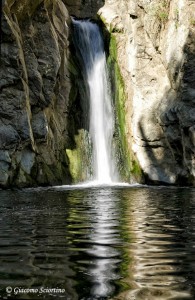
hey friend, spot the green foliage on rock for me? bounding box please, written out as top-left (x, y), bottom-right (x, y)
top-left (107, 35), bottom-right (131, 181)
top-left (107, 33), bottom-right (143, 183)
top-left (66, 129), bottom-right (92, 183)
top-left (130, 159), bottom-right (143, 182)
top-left (190, 18), bottom-right (195, 26)
top-left (150, 0), bottom-right (169, 25)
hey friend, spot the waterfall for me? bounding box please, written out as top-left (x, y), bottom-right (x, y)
top-left (72, 19), bottom-right (118, 184)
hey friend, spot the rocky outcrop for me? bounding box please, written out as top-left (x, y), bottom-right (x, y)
top-left (0, 0), bottom-right (72, 187)
top-left (1, 0), bottom-right (195, 187)
top-left (99, 0), bottom-right (195, 185)
top-left (63, 0), bottom-right (104, 18)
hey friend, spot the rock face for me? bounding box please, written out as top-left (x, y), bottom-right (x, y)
top-left (0, 0), bottom-right (72, 187)
top-left (1, 0), bottom-right (195, 187)
top-left (63, 0), bottom-right (105, 18)
top-left (98, 0), bottom-right (195, 185)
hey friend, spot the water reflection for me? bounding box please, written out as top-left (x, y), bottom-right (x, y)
top-left (0, 187), bottom-right (195, 299)
top-left (66, 188), bottom-right (126, 299)
top-left (116, 188), bottom-right (195, 299)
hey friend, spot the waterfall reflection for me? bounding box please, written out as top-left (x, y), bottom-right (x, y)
top-left (66, 188), bottom-right (125, 299)
top-left (85, 189), bottom-right (121, 298)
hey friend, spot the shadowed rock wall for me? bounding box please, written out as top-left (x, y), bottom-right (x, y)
top-left (0, 0), bottom-right (72, 187)
top-left (63, 0), bottom-right (104, 18)
top-left (0, 0), bottom-right (107, 188)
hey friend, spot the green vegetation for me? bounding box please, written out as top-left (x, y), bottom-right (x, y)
top-left (151, 0), bottom-right (169, 24)
top-left (174, 8), bottom-right (179, 29)
top-left (66, 129), bottom-right (92, 183)
top-left (190, 18), bottom-right (195, 26)
top-left (107, 31), bottom-right (145, 183)
top-left (66, 148), bottom-right (80, 182)
top-left (107, 34), bottom-right (143, 182)
top-left (107, 35), bottom-right (130, 181)
top-left (130, 159), bottom-right (143, 182)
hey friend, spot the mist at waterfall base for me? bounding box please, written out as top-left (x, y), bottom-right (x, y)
top-left (72, 19), bottom-right (118, 185)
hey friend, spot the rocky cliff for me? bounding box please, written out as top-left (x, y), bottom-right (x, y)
top-left (1, 0), bottom-right (195, 187)
top-left (63, 0), bottom-right (104, 18)
top-left (0, 0), bottom-right (72, 187)
top-left (99, 0), bottom-right (195, 185)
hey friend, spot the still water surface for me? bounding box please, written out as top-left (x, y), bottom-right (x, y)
top-left (0, 186), bottom-right (195, 299)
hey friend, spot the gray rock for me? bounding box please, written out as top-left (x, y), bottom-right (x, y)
top-left (16, 113), bottom-right (31, 141)
top-left (182, 87), bottom-right (195, 103)
top-left (63, 0), bottom-right (105, 18)
top-left (99, 0), bottom-right (195, 185)
top-left (165, 125), bottom-right (181, 142)
top-left (17, 150), bottom-right (35, 175)
top-left (32, 111), bottom-right (48, 140)
top-left (0, 66), bottom-right (20, 89)
top-left (0, 125), bottom-right (20, 150)
top-left (0, 161), bottom-right (10, 186)
top-left (0, 151), bottom-right (11, 163)
top-left (145, 165), bottom-right (177, 184)
top-left (189, 126), bottom-right (195, 146)
top-left (0, 0), bottom-right (72, 187)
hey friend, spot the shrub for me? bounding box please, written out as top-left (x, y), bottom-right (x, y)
top-left (151, 0), bottom-right (169, 24)
top-left (190, 18), bottom-right (195, 26)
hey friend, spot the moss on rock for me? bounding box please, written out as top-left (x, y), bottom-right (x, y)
top-left (107, 34), bottom-right (130, 181)
top-left (66, 129), bottom-right (92, 183)
top-left (107, 33), bottom-right (143, 182)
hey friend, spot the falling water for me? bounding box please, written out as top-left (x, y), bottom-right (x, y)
top-left (72, 19), bottom-right (118, 184)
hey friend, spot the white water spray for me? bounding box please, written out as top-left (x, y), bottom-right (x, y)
top-left (72, 19), bottom-right (118, 184)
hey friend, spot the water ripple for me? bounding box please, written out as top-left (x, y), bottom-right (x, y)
top-left (0, 187), bottom-right (195, 299)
